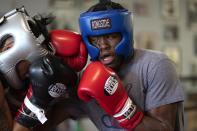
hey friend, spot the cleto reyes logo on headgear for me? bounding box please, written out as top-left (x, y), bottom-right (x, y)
top-left (91, 18), bottom-right (111, 30)
top-left (48, 83), bottom-right (67, 98)
top-left (104, 76), bottom-right (118, 96)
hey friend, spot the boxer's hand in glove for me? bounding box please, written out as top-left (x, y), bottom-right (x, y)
top-left (78, 62), bottom-right (143, 130)
top-left (15, 54), bottom-right (78, 128)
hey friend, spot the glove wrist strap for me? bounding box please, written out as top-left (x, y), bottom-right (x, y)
top-left (113, 98), bottom-right (144, 130)
top-left (113, 98), bottom-right (136, 122)
top-left (24, 96), bottom-right (47, 124)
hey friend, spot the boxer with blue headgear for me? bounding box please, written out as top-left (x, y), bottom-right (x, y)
top-left (79, 0), bottom-right (133, 64)
top-left (77, 1), bottom-right (184, 131)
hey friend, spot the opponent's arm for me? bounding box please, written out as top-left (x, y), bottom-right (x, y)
top-left (0, 81), bottom-right (13, 131)
top-left (14, 29), bottom-right (87, 130)
top-left (13, 122), bottom-right (31, 131)
top-left (0, 81), bottom-right (32, 131)
top-left (15, 54), bottom-right (78, 129)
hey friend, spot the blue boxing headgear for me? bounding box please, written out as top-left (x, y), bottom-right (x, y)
top-left (79, 9), bottom-right (133, 60)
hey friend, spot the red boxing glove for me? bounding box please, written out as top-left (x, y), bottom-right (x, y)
top-left (77, 62), bottom-right (144, 130)
top-left (50, 29), bottom-right (88, 72)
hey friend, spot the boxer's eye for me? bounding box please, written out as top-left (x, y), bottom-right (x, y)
top-left (88, 32), bottom-right (122, 48)
top-left (0, 35), bottom-right (14, 52)
top-left (88, 36), bottom-right (98, 46)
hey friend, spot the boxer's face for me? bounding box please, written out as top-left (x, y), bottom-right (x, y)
top-left (0, 36), bottom-right (30, 80)
top-left (89, 33), bottom-right (123, 70)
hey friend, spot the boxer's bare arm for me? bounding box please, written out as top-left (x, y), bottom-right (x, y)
top-left (0, 81), bottom-right (31, 131)
top-left (13, 122), bottom-right (32, 131)
top-left (0, 81), bottom-right (13, 131)
top-left (134, 102), bottom-right (178, 131)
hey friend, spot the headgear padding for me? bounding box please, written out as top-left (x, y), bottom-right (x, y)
top-left (79, 9), bottom-right (133, 60)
